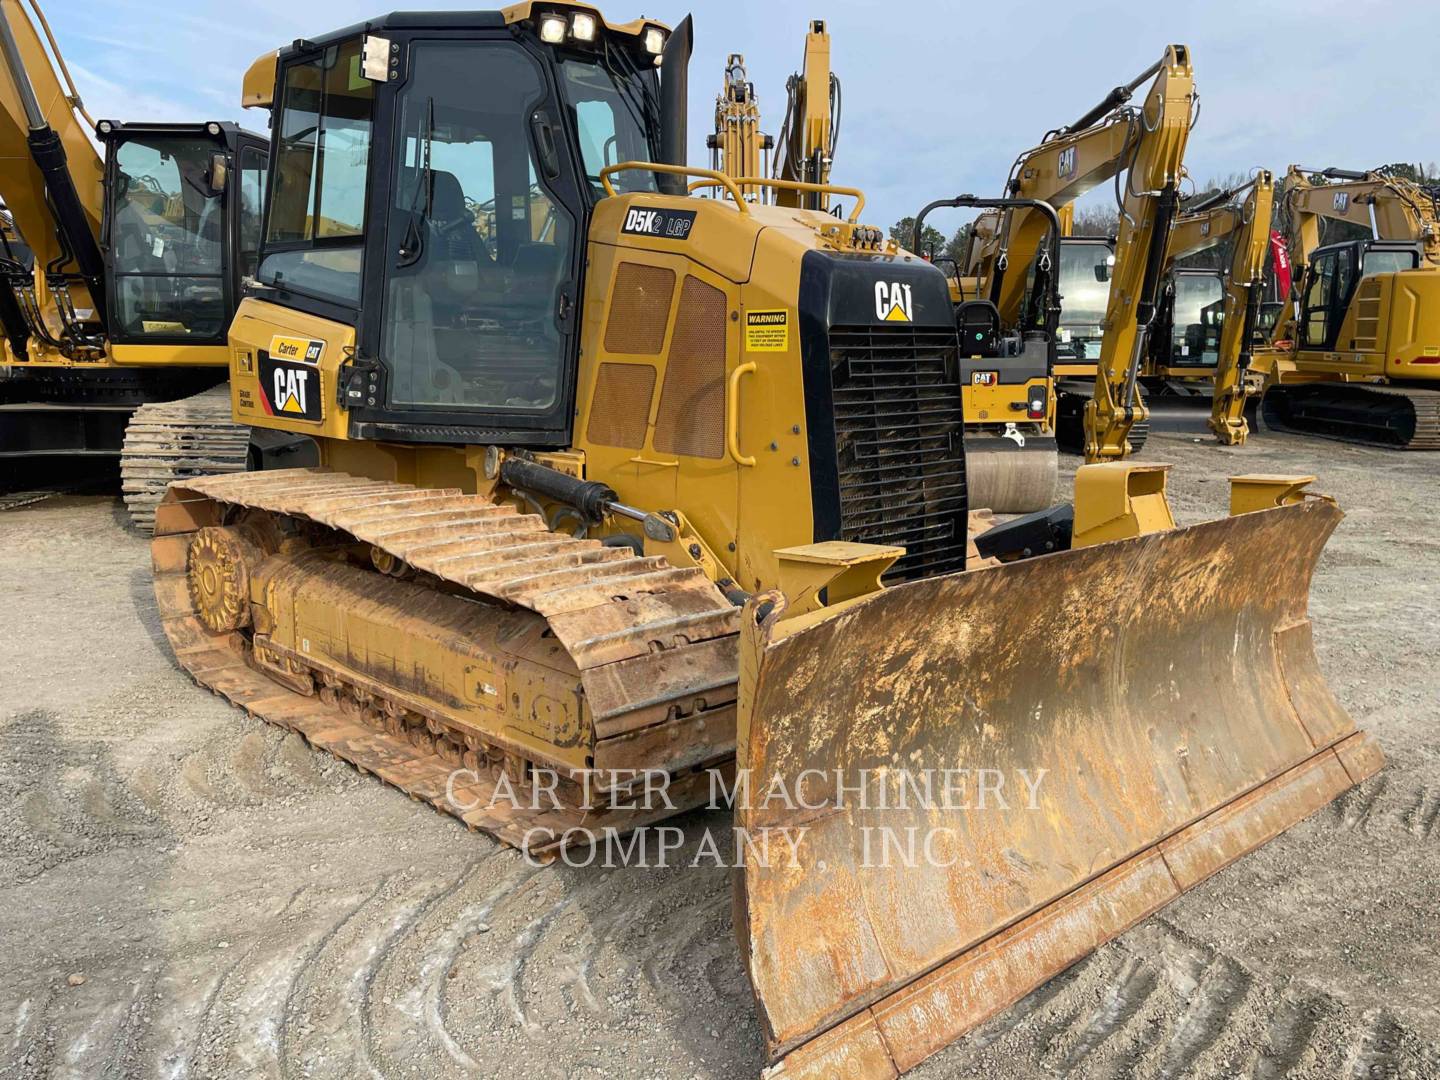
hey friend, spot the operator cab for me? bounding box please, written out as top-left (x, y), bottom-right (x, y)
top-left (1045, 236), bottom-right (1114, 362)
top-left (1296, 239), bottom-right (1421, 351)
top-left (251, 9), bottom-right (670, 445)
top-left (1153, 267), bottom-right (1224, 369)
top-left (98, 121), bottom-right (268, 347)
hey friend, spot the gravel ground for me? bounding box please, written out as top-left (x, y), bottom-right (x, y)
top-left (0, 429), bottom-right (1436, 1079)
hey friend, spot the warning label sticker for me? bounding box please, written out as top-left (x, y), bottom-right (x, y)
top-left (745, 310), bottom-right (789, 352)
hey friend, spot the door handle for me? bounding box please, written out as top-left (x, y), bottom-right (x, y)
top-left (727, 361), bottom-right (757, 467)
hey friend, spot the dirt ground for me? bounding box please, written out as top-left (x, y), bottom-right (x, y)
top-left (1, 429), bottom-right (1437, 1080)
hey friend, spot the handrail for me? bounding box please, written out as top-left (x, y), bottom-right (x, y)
top-left (727, 362), bottom-right (757, 467)
top-left (688, 177), bottom-right (867, 223)
top-left (599, 161), bottom-right (749, 214)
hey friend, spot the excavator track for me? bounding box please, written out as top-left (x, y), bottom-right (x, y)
top-left (1261, 382), bottom-right (1440, 449)
top-left (121, 387), bottom-right (250, 533)
top-left (151, 468), bottom-right (740, 853)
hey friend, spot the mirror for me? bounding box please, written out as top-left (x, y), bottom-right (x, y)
top-left (208, 153), bottom-right (229, 194)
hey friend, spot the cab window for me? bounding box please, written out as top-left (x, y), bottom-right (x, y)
top-left (559, 57), bottom-right (657, 197)
top-left (259, 39), bottom-right (373, 305)
top-left (110, 136), bottom-right (228, 341)
top-left (238, 145), bottom-right (267, 279)
top-left (1168, 274), bottom-right (1224, 366)
top-left (1361, 248), bottom-right (1418, 278)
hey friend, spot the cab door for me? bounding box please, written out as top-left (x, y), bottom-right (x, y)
top-left (101, 127), bottom-right (232, 348)
top-left (347, 35), bottom-right (588, 444)
top-left (1297, 245), bottom-right (1354, 352)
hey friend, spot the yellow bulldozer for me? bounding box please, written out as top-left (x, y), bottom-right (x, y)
top-left (149, 6), bottom-right (1380, 1075)
top-left (0, 0), bottom-right (265, 523)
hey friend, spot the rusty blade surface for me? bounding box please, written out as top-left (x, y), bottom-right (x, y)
top-left (734, 499), bottom-right (1380, 1073)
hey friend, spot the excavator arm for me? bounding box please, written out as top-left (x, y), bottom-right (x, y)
top-left (1279, 165), bottom-right (1440, 270)
top-left (0, 0), bottom-right (105, 332)
top-left (707, 54), bottom-right (769, 200)
top-left (770, 20), bottom-right (836, 211)
top-left (1080, 46), bottom-right (1195, 461)
top-left (1176, 173), bottom-right (1277, 444)
top-left (967, 48), bottom-right (1193, 332)
top-left (1262, 165), bottom-right (1440, 349)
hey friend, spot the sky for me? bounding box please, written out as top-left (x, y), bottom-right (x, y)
top-left (53, 0), bottom-right (1440, 235)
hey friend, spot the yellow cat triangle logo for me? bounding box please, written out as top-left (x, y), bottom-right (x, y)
top-left (279, 390), bottom-right (305, 414)
top-left (883, 303), bottom-right (911, 322)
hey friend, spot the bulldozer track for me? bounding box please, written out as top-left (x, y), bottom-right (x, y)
top-left (150, 468), bottom-right (740, 852)
top-left (120, 386), bottom-right (250, 534)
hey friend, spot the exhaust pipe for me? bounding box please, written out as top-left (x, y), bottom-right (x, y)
top-left (0, 2), bottom-right (107, 325)
top-left (657, 15), bottom-right (692, 197)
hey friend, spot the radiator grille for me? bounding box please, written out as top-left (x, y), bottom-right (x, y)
top-left (828, 325), bottom-right (968, 581)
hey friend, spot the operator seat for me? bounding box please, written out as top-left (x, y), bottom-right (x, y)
top-left (428, 170), bottom-right (491, 264)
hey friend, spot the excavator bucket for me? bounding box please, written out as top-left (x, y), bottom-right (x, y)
top-left (735, 498), bottom-right (1381, 1078)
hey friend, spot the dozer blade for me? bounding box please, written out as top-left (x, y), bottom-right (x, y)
top-left (735, 499), bottom-right (1381, 1078)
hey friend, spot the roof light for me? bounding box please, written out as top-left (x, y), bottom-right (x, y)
top-left (539, 14), bottom-right (567, 43)
top-left (571, 12), bottom-right (597, 41)
top-left (206, 122), bottom-right (222, 136)
top-left (96, 119), bottom-right (113, 135)
top-left (643, 26), bottom-right (665, 55)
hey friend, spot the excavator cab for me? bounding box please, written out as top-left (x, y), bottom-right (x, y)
top-left (1050, 236), bottom-right (1114, 369)
top-left (1152, 267), bottom-right (1225, 369)
top-left (97, 122), bottom-right (268, 354)
top-left (1294, 239), bottom-right (1421, 351)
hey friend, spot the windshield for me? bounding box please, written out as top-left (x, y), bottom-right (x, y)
top-left (259, 39), bottom-right (374, 305)
top-left (558, 56), bottom-right (658, 197)
top-left (1169, 273), bottom-right (1224, 365)
top-left (110, 136), bottom-right (228, 340)
top-left (1362, 248), bottom-right (1418, 278)
top-left (1057, 241), bottom-right (1113, 328)
top-left (380, 40), bottom-right (576, 413)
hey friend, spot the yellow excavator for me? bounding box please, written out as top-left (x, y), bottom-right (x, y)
top-left (1139, 171), bottom-right (1276, 445)
top-left (148, 8), bottom-right (1378, 1076)
top-left (963, 46), bottom-right (1196, 462)
top-left (1257, 165), bottom-right (1440, 448)
top-left (0, 0), bottom-right (263, 523)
